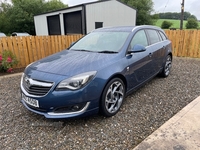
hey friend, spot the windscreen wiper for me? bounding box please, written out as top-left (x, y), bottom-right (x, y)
top-left (98, 51), bottom-right (118, 53)
top-left (72, 49), bottom-right (92, 52)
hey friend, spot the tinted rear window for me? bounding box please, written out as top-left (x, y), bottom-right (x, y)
top-left (159, 31), bottom-right (168, 40)
top-left (146, 29), bottom-right (160, 44)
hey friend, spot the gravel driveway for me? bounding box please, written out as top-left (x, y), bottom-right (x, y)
top-left (1, 57), bottom-right (200, 150)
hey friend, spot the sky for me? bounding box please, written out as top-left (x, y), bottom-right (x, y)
top-left (60, 0), bottom-right (200, 20)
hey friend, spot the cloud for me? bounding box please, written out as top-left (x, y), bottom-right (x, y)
top-left (60, 0), bottom-right (200, 20)
top-left (61, 0), bottom-right (97, 6)
top-left (152, 0), bottom-right (200, 19)
top-left (186, 0), bottom-right (200, 18)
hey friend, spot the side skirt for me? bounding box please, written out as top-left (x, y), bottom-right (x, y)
top-left (125, 71), bottom-right (160, 97)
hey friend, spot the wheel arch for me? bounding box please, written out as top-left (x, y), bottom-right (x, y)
top-left (100, 73), bottom-right (127, 99)
top-left (108, 74), bottom-right (127, 92)
top-left (168, 52), bottom-right (173, 60)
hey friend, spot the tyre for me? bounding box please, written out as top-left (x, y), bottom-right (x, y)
top-left (159, 55), bottom-right (172, 77)
top-left (100, 78), bottom-right (125, 117)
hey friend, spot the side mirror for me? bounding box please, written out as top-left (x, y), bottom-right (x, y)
top-left (128, 44), bottom-right (146, 54)
top-left (68, 42), bottom-right (76, 49)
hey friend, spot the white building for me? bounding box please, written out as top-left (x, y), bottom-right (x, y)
top-left (34, 0), bottom-right (137, 35)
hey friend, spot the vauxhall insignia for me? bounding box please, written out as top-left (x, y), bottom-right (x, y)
top-left (25, 76), bottom-right (31, 88)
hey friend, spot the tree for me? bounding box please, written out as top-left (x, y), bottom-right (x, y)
top-left (151, 13), bottom-right (159, 25)
top-left (0, 0), bottom-right (67, 35)
top-left (183, 12), bottom-right (193, 20)
top-left (0, 2), bottom-right (11, 33)
top-left (44, 0), bottom-right (67, 12)
top-left (189, 15), bottom-right (197, 20)
top-left (120, 0), bottom-right (154, 25)
top-left (158, 12), bottom-right (197, 21)
top-left (161, 21), bottom-right (173, 29)
top-left (159, 12), bottom-right (180, 20)
top-left (186, 18), bottom-right (199, 29)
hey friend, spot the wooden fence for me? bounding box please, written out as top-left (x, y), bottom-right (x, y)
top-left (0, 30), bottom-right (200, 69)
top-left (0, 35), bottom-right (83, 68)
top-left (165, 30), bottom-right (200, 58)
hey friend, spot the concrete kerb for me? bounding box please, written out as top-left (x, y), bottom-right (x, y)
top-left (133, 96), bottom-right (200, 150)
top-left (0, 72), bottom-right (23, 79)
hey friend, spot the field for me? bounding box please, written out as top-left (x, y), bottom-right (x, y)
top-left (155, 19), bottom-right (200, 29)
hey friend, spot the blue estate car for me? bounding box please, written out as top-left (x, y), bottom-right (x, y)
top-left (20, 25), bottom-right (172, 119)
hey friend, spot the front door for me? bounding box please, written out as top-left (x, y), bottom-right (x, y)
top-left (126, 30), bottom-right (154, 89)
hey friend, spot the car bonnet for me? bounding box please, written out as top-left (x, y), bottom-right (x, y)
top-left (27, 50), bottom-right (120, 77)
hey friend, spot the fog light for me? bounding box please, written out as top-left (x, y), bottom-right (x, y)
top-left (53, 103), bottom-right (87, 113)
top-left (72, 105), bottom-right (80, 111)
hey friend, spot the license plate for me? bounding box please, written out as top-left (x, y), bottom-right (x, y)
top-left (22, 93), bottom-right (39, 108)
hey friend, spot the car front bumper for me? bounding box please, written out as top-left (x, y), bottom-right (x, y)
top-left (21, 99), bottom-right (99, 119)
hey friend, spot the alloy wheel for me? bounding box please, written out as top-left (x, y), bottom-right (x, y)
top-left (164, 55), bottom-right (172, 76)
top-left (105, 80), bottom-right (124, 114)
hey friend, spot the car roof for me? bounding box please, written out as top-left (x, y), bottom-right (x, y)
top-left (12, 32), bottom-right (30, 36)
top-left (0, 32), bottom-right (6, 37)
top-left (93, 26), bottom-right (136, 32)
top-left (92, 25), bottom-right (163, 33)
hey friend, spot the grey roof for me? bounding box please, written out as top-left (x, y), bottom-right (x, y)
top-left (93, 26), bottom-right (136, 32)
top-left (92, 25), bottom-right (162, 32)
top-left (34, 0), bottom-right (136, 16)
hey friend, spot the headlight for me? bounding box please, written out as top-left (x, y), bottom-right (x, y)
top-left (20, 73), bottom-right (25, 86)
top-left (56, 71), bottom-right (97, 90)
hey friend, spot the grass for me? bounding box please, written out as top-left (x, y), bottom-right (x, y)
top-left (155, 19), bottom-right (200, 29)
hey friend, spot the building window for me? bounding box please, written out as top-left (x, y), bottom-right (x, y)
top-left (95, 22), bottom-right (103, 29)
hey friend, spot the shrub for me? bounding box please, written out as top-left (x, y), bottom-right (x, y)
top-left (186, 18), bottom-right (199, 29)
top-left (0, 50), bottom-right (18, 73)
top-left (161, 21), bottom-right (173, 29)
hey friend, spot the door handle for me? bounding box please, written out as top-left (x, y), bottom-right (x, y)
top-left (149, 52), bottom-right (153, 57)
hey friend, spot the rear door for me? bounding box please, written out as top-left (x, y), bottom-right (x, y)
top-left (158, 30), bottom-right (172, 64)
top-left (146, 29), bottom-right (165, 73)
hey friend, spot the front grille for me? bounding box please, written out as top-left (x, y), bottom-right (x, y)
top-left (22, 74), bottom-right (53, 96)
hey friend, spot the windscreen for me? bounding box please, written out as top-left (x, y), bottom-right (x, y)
top-left (70, 31), bottom-right (130, 53)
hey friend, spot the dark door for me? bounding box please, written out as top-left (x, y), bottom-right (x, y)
top-left (63, 11), bottom-right (82, 34)
top-left (47, 15), bottom-right (61, 35)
